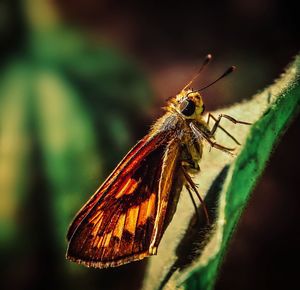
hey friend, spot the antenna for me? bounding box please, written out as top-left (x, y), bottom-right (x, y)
top-left (189, 66), bottom-right (236, 94)
top-left (182, 54), bottom-right (212, 91)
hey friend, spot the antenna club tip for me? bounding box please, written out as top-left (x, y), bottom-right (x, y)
top-left (231, 65), bottom-right (237, 71)
top-left (207, 54), bottom-right (212, 59)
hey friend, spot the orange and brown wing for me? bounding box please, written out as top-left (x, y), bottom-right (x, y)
top-left (66, 134), bottom-right (156, 241)
top-left (66, 132), bottom-right (180, 268)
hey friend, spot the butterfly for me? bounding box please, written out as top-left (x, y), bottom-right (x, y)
top-left (66, 54), bottom-right (251, 268)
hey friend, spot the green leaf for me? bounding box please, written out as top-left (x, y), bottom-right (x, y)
top-left (142, 55), bottom-right (300, 290)
top-left (0, 63), bottom-right (32, 246)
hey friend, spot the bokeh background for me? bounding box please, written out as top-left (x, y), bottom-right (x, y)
top-left (0, 0), bottom-right (299, 290)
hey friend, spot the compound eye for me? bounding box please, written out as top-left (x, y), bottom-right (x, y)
top-left (180, 99), bottom-right (196, 116)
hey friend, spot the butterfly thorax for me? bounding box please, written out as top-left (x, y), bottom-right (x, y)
top-left (152, 87), bottom-right (210, 174)
top-left (168, 89), bottom-right (210, 171)
top-left (179, 120), bottom-right (204, 174)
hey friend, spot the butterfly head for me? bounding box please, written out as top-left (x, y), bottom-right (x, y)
top-left (165, 59), bottom-right (236, 120)
top-left (171, 89), bottom-right (205, 119)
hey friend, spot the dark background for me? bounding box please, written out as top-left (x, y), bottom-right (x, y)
top-left (0, 0), bottom-right (299, 289)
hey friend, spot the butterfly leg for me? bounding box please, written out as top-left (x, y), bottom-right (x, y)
top-left (204, 138), bottom-right (236, 155)
top-left (181, 166), bottom-right (210, 224)
top-left (190, 122), bottom-right (236, 155)
top-left (185, 184), bottom-right (202, 222)
top-left (207, 113), bottom-right (251, 145)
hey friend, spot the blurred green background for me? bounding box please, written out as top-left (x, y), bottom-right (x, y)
top-left (0, 0), bottom-right (299, 290)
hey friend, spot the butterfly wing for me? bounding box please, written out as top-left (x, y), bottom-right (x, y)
top-left (66, 134), bottom-right (156, 241)
top-left (66, 130), bottom-right (180, 268)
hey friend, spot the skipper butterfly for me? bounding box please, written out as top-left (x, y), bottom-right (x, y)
top-left (66, 54), bottom-right (250, 268)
